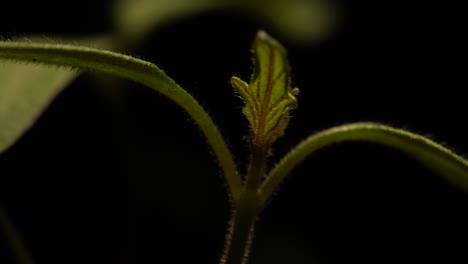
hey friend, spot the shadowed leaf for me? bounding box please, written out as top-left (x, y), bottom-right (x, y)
top-left (113, 0), bottom-right (225, 44)
top-left (0, 208), bottom-right (34, 264)
top-left (113, 0), bottom-right (337, 46)
top-left (245, 0), bottom-right (338, 44)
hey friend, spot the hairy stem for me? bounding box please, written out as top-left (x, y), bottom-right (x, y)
top-left (245, 146), bottom-right (267, 190)
top-left (222, 144), bottom-right (267, 263)
top-left (221, 190), bottom-right (259, 264)
top-left (0, 42), bottom-right (242, 202)
top-left (260, 122), bottom-right (468, 206)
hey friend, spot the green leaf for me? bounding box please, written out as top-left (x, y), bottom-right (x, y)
top-left (260, 123), bottom-right (468, 207)
top-left (0, 41), bottom-right (242, 203)
top-left (231, 31), bottom-right (298, 150)
top-left (113, 0), bottom-right (224, 44)
top-left (0, 36), bottom-right (112, 155)
top-left (113, 0), bottom-right (337, 46)
top-left (244, 0), bottom-right (338, 44)
top-left (0, 62), bottom-right (78, 154)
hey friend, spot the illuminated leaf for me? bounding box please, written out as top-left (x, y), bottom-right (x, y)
top-left (231, 31), bottom-right (299, 150)
top-left (0, 63), bottom-right (78, 154)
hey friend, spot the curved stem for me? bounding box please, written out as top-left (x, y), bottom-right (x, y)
top-left (260, 122), bottom-right (468, 206)
top-left (0, 42), bottom-right (242, 202)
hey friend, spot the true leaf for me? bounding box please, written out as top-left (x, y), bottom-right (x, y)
top-left (231, 31), bottom-right (298, 150)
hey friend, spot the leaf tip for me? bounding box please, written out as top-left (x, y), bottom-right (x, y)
top-left (233, 31), bottom-right (299, 151)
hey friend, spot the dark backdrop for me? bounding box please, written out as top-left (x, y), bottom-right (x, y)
top-left (1, 1), bottom-right (468, 263)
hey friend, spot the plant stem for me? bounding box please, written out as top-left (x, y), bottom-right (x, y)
top-left (222, 190), bottom-right (259, 264)
top-left (222, 144), bottom-right (267, 264)
top-left (245, 146), bottom-right (267, 190)
top-left (0, 208), bottom-right (34, 264)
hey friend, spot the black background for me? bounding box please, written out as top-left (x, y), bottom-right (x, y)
top-left (1, 1), bottom-right (468, 263)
